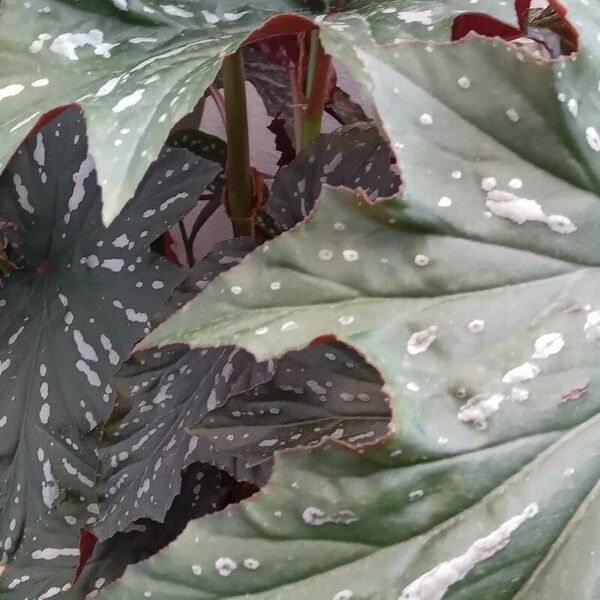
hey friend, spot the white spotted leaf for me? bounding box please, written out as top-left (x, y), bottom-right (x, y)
top-left (0, 0), bottom-right (518, 224)
top-left (190, 342), bottom-right (391, 465)
top-left (106, 22), bottom-right (600, 598)
top-left (0, 107), bottom-right (219, 561)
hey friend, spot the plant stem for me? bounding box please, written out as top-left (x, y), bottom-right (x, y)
top-left (177, 221), bottom-right (194, 268)
top-left (304, 30), bottom-right (320, 97)
top-left (221, 50), bottom-right (255, 238)
top-left (301, 35), bottom-right (332, 148)
top-left (289, 65), bottom-right (304, 151)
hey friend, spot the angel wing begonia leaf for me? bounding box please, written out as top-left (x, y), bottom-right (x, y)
top-left (0, 107), bottom-right (220, 561)
top-left (106, 22), bottom-right (600, 600)
top-left (0, 0), bottom-right (520, 224)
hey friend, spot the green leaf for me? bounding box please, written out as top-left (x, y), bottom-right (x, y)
top-left (0, 107), bottom-right (219, 561)
top-left (0, 0), bottom-right (517, 224)
top-left (109, 34), bottom-right (600, 599)
top-left (191, 342), bottom-right (391, 465)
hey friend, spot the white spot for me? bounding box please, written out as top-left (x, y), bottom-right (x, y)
top-left (39, 403), bottom-right (50, 424)
top-left (467, 319), bottom-right (485, 333)
top-left (485, 190), bottom-right (545, 224)
top-left (409, 489), bottom-right (424, 501)
top-left (50, 30), bottom-right (117, 61)
top-left (76, 360), bottom-right (101, 387)
top-left (584, 311), bottom-right (600, 341)
top-left (33, 132), bottom-right (46, 167)
top-left (508, 178), bottom-right (522, 189)
top-left (100, 334), bottom-right (119, 365)
top-left (112, 89), bottom-right (144, 113)
top-left (414, 254), bottom-right (430, 267)
top-left (502, 362), bottom-right (540, 384)
top-left (407, 326), bottom-right (437, 355)
top-left (96, 76), bottom-right (121, 97)
top-left (31, 547), bottom-right (80, 560)
top-left (585, 126), bottom-right (600, 152)
top-left (338, 315), bottom-right (354, 325)
top-left (201, 10), bottom-right (219, 23)
top-left (399, 503), bottom-right (539, 600)
top-left (112, 233), bottom-right (129, 248)
top-left (0, 84), bottom-right (25, 102)
top-left (505, 108), bottom-right (520, 122)
top-left (32, 78), bottom-right (49, 87)
top-left (323, 152), bottom-right (343, 174)
top-left (342, 249), bottom-right (359, 262)
top-left (480, 177), bottom-right (497, 192)
top-left (243, 558), bottom-right (260, 569)
top-left (419, 113), bottom-right (433, 126)
top-left (438, 196), bottom-right (452, 207)
top-left (191, 565), bottom-right (202, 576)
top-left (457, 76), bottom-right (471, 89)
top-left (73, 330), bottom-right (98, 362)
top-left (162, 4), bottom-right (194, 18)
top-left (318, 248), bottom-right (333, 261)
top-left (510, 387), bottom-right (529, 402)
top-left (65, 156), bottom-right (95, 223)
top-left (532, 332), bottom-right (564, 359)
top-left (215, 557), bottom-right (237, 576)
top-left (8, 326), bottom-right (24, 345)
top-left (101, 258), bottom-right (125, 272)
top-left (458, 394), bottom-right (504, 430)
top-left (333, 591), bottom-right (353, 600)
top-left (13, 174), bottom-right (34, 213)
top-left (567, 98), bottom-right (578, 117)
top-left (397, 9), bottom-right (433, 25)
top-left (129, 37), bottom-right (158, 44)
top-left (302, 506), bottom-right (358, 526)
top-left (230, 285), bottom-right (242, 295)
top-left (0, 359), bottom-right (11, 377)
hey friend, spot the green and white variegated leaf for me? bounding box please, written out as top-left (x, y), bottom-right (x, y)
top-left (191, 342), bottom-right (391, 465)
top-left (0, 108), bottom-right (220, 561)
top-left (268, 123), bottom-right (399, 231)
top-left (108, 32), bottom-right (600, 600)
top-left (0, 0), bottom-right (518, 224)
top-left (96, 239), bottom-right (273, 540)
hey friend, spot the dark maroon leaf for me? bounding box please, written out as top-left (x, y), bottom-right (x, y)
top-left (190, 342), bottom-right (391, 465)
top-left (267, 123), bottom-right (400, 231)
top-left (95, 240), bottom-right (273, 541)
top-left (0, 107), bottom-right (220, 560)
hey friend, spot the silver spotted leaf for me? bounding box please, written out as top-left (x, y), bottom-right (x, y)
top-left (96, 239), bottom-right (273, 540)
top-left (0, 0), bottom-right (518, 224)
top-left (0, 107), bottom-right (220, 561)
top-left (191, 342), bottom-right (391, 465)
top-left (166, 129), bottom-right (227, 199)
top-left (267, 123), bottom-right (399, 231)
top-left (0, 427), bottom-right (99, 599)
top-left (111, 16), bottom-right (600, 598)
top-left (80, 462), bottom-right (223, 599)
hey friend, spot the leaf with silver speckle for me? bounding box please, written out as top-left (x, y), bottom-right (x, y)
top-left (267, 123), bottom-right (399, 231)
top-left (0, 0), bottom-right (518, 224)
top-left (191, 342), bottom-right (391, 465)
top-left (0, 107), bottom-right (219, 560)
top-left (96, 240), bottom-right (273, 541)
